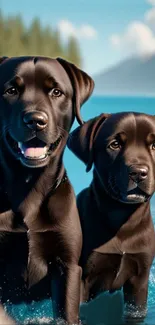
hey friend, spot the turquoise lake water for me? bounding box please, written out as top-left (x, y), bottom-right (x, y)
top-left (64, 96), bottom-right (155, 325)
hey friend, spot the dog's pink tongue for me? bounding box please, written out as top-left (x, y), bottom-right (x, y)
top-left (18, 142), bottom-right (47, 158)
top-left (23, 147), bottom-right (46, 158)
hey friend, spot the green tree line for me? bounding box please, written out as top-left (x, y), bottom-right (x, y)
top-left (0, 11), bottom-right (82, 66)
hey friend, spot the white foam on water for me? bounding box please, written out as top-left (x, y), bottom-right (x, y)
top-left (22, 317), bottom-right (80, 325)
top-left (148, 262), bottom-right (155, 307)
top-left (23, 317), bottom-right (53, 324)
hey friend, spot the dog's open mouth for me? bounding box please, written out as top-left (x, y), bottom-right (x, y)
top-left (126, 187), bottom-right (150, 203)
top-left (6, 133), bottom-right (62, 167)
top-left (18, 139), bottom-right (49, 159)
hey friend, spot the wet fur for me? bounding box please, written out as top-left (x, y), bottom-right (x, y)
top-left (0, 56), bottom-right (94, 324)
top-left (68, 112), bottom-right (155, 323)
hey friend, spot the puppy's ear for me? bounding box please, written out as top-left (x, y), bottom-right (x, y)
top-left (56, 57), bottom-right (94, 125)
top-left (67, 113), bottom-right (110, 172)
top-left (0, 57), bottom-right (8, 64)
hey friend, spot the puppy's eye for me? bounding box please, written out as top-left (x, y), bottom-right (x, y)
top-left (151, 142), bottom-right (155, 150)
top-left (109, 140), bottom-right (121, 150)
top-left (49, 88), bottom-right (63, 97)
top-left (4, 87), bottom-right (18, 96)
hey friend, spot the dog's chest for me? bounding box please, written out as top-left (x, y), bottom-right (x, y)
top-left (18, 196), bottom-right (55, 231)
top-left (84, 250), bottom-right (142, 292)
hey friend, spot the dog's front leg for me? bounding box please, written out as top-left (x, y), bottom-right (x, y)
top-left (25, 231), bottom-right (48, 288)
top-left (64, 263), bottom-right (82, 324)
top-left (52, 262), bottom-right (82, 325)
top-left (27, 230), bottom-right (82, 324)
top-left (123, 272), bottom-right (150, 323)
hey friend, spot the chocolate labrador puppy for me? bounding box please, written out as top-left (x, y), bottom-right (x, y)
top-left (68, 112), bottom-right (155, 323)
top-left (0, 56), bottom-right (94, 324)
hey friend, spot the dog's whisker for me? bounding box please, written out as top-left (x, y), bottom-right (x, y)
top-left (108, 174), bottom-right (128, 198)
top-left (57, 125), bottom-right (68, 138)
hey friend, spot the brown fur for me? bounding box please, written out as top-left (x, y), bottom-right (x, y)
top-left (68, 112), bottom-right (155, 323)
top-left (0, 56), bottom-right (94, 324)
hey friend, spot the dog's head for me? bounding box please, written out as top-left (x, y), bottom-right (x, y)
top-left (0, 56), bottom-right (94, 168)
top-left (68, 112), bottom-right (155, 204)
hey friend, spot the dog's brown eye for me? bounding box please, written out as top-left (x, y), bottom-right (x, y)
top-left (109, 140), bottom-right (121, 150)
top-left (49, 88), bottom-right (62, 97)
top-left (151, 142), bottom-right (155, 150)
top-left (4, 87), bottom-right (18, 96)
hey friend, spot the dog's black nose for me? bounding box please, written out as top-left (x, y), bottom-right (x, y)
top-left (23, 111), bottom-right (48, 131)
top-left (129, 165), bottom-right (148, 183)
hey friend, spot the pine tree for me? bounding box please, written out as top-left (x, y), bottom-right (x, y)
top-left (51, 29), bottom-right (64, 58)
top-left (41, 26), bottom-right (53, 57)
top-left (67, 36), bottom-right (82, 67)
top-left (26, 18), bottom-right (43, 55)
top-left (0, 11), bottom-right (4, 55)
top-left (0, 12), bottom-right (82, 67)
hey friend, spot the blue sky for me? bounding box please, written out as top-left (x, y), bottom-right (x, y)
top-left (0, 0), bottom-right (155, 75)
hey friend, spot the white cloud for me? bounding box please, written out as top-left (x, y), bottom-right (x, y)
top-left (58, 20), bottom-right (76, 37)
top-left (145, 8), bottom-right (155, 25)
top-left (80, 25), bottom-right (97, 39)
top-left (110, 21), bottom-right (155, 57)
top-left (147, 0), bottom-right (155, 6)
top-left (58, 20), bottom-right (97, 40)
top-left (110, 35), bottom-right (120, 46)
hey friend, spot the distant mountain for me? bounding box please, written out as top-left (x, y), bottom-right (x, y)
top-left (93, 55), bottom-right (155, 96)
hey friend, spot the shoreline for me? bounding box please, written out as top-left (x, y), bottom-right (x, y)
top-left (92, 94), bottom-right (155, 99)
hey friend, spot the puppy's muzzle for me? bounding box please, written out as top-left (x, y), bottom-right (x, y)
top-left (129, 165), bottom-right (148, 183)
top-left (23, 111), bottom-right (48, 131)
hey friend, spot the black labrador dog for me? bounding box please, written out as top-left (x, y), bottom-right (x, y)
top-left (68, 112), bottom-right (155, 323)
top-left (0, 56), bottom-right (94, 324)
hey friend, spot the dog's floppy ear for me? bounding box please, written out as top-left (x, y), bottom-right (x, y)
top-left (0, 57), bottom-right (8, 64)
top-left (67, 113), bottom-right (110, 172)
top-left (56, 57), bottom-right (94, 125)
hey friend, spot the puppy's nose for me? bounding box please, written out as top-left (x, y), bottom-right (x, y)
top-left (23, 111), bottom-right (48, 131)
top-left (129, 165), bottom-right (148, 183)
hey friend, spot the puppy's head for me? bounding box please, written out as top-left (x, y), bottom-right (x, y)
top-left (68, 112), bottom-right (155, 204)
top-left (0, 56), bottom-right (94, 168)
